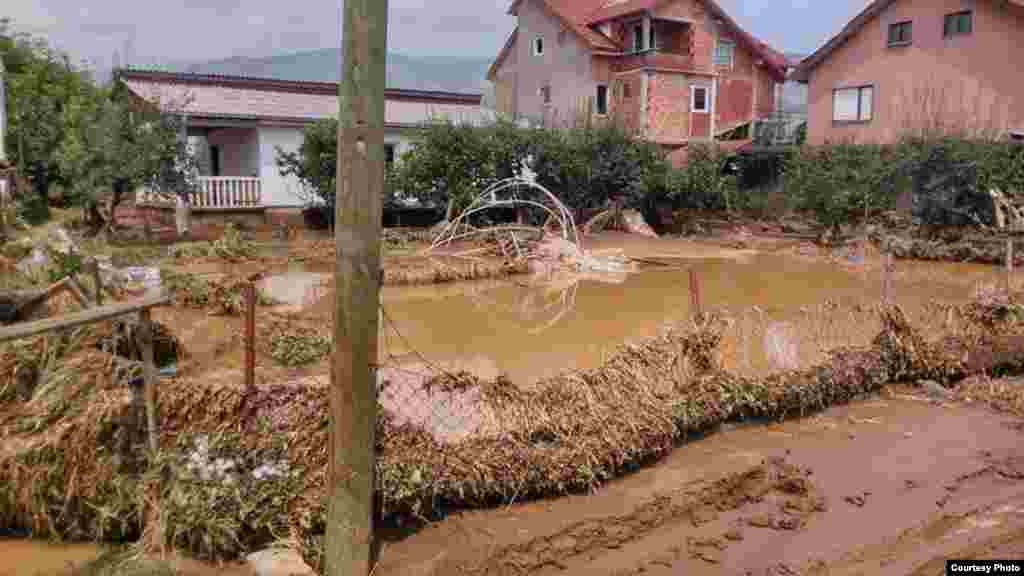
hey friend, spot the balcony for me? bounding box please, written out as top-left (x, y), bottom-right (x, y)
top-left (613, 50), bottom-right (695, 73)
top-left (137, 176), bottom-right (263, 210)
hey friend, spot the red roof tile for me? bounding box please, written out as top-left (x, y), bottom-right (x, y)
top-left (501, 0), bottom-right (787, 80)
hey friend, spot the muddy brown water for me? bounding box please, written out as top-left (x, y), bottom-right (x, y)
top-left (377, 250), bottom-right (1011, 386)
top-left (0, 541), bottom-right (104, 576)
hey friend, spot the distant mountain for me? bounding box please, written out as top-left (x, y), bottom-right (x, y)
top-left (174, 49), bottom-right (496, 107)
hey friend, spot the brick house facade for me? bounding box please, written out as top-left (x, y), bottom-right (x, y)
top-left (487, 0), bottom-right (789, 154)
top-left (793, 0), bottom-right (1024, 145)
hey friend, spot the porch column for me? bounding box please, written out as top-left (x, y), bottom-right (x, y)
top-left (642, 17), bottom-right (652, 51)
top-left (175, 113), bottom-right (192, 237)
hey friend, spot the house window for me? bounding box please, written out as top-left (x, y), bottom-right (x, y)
top-left (714, 39), bottom-right (735, 66)
top-left (596, 85), bottom-right (608, 115)
top-left (384, 144), bottom-right (395, 171)
top-left (633, 24), bottom-right (644, 52)
top-left (534, 36), bottom-right (544, 56)
top-left (691, 86), bottom-right (709, 113)
top-left (541, 85), bottom-right (551, 105)
top-left (944, 11), bottom-right (972, 36)
top-left (832, 85), bottom-right (873, 123)
top-left (888, 21), bottom-right (912, 46)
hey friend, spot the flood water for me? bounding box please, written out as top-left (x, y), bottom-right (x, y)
top-left (377, 251), bottom-right (1008, 386)
top-left (0, 540), bottom-right (103, 576)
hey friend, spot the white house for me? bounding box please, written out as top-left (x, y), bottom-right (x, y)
top-left (118, 69), bottom-right (496, 219)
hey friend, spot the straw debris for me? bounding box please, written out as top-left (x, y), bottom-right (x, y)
top-left (3, 291), bottom-right (1024, 571)
top-left (167, 224), bottom-right (257, 262)
top-left (161, 269), bottom-right (279, 315)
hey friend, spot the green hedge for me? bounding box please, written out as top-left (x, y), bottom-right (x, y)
top-left (783, 137), bottom-right (1024, 231)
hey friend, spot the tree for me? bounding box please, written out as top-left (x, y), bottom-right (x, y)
top-left (1, 18), bottom-right (91, 221)
top-left (276, 118), bottom-right (340, 209)
top-left (56, 84), bottom-right (198, 236)
top-left (391, 120), bottom-right (498, 220)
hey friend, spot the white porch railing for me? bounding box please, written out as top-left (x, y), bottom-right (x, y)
top-left (137, 176), bottom-right (263, 209)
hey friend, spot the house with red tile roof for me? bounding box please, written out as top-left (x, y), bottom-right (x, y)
top-left (487, 0), bottom-right (789, 152)
top-left (116, 69), bottom-right (494, 217)
top-left (792, 0), bottom-right (1024, 145)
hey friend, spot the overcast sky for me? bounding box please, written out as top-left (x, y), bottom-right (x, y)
top-left (4, 0), bottom-right (866, 70)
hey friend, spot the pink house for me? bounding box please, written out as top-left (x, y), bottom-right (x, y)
top-left (793, 0), bottom-right (1024, 145)
top-left (487, 0), bottom-right (790, 155)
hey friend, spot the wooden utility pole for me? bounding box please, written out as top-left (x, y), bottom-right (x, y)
top-left (327, 0), bottom-right (387, 574)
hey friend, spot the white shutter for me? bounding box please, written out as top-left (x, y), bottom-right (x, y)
top-left (832, 88), bottom-right (860, 121)
top-left (859, 87), bottom-right (873, 120)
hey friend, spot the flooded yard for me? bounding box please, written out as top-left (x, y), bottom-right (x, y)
top-left (5, 230), bottom-right (1024, 575)
top-left (376, 248), bottom-right (1008, 386)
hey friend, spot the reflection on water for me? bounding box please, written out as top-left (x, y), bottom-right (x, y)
top-left (380, 253), bottom-right (1011, 386)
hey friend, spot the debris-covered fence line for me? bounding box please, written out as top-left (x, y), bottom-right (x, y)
top-left (5, 239), bottom-right (1024, 571)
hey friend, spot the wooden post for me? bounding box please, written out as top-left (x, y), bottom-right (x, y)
top-left (689, 268), bottom-right (702, 317)
top-left (92, 260), bottom-right (104, 306)
top-left (245, 281), bottom-right (256, 394)
top-left (138, 309), bottom-right (159, 455)
top-left (1007, 239), bottom-right (1014, 294)
top-left (327, 0), bottom-right (387, 574)
top-left (882, 251), bottom-right (894, 304)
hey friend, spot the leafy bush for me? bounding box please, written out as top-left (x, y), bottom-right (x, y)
top-left (784, 137), bottom-right (1024, 231)
top-left (392, 119), bottom-right (671, 224)
top-left (784, 143), bottom-right (909, 233)
top-left (275, 119), bottom-right (339, 210)
top-left (663, 144), bottom-right (736, 212)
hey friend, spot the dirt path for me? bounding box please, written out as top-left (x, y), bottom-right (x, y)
top-left (372, 388), bottom-right (1024, 576)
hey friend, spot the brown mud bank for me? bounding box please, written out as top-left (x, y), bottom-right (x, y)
top-left (3, 293), bottom-right (1023, 571)
top-left (678, 212), bottom-right (1021, 268)
top-left (372, 389), bottom-right (1024, 576)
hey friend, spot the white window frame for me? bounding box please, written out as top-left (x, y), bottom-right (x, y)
top-left (713, 39), bottom-right (735, 67)
top-left (690, 85), bottom-right (710, 113)
top-left (832, 85), bottom-right (874, 123)
top-left (534, 36), bottom-right (545, 56)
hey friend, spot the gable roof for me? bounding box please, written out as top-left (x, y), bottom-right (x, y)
top-left (509, 0), bottom-right (621, 51)
top-left (117, 69), bottom-right (495, 128)
top-left (793, 0), bottom-right (1024, 82)
top-left (494, 0), bottom-right (788, 81)
top-left (487, 27), bottom-right (519, 81)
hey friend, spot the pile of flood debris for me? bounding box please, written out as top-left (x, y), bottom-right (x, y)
top-left (3, 282), bottom-right (1024, 573)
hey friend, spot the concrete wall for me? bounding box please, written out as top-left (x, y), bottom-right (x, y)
top-left (511, 0), bottom-right (595, 127)
top-left (257, 125), bottom-right (415, 208)
top-left (805, 0), bottom-right (1024, 145)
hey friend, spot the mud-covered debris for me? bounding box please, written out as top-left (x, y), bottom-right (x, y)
top-left (844, 492), bottom-right (870, 507)
top-left (724, 528), bottom-right (744, 541)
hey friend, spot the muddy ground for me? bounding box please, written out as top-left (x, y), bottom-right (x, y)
top-left (10, 384), bottom-right (1024, 576)
top-left (5, 215), bottom-right (1024, 575)
top-left (372, 386), bottom-right (1024, 576)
